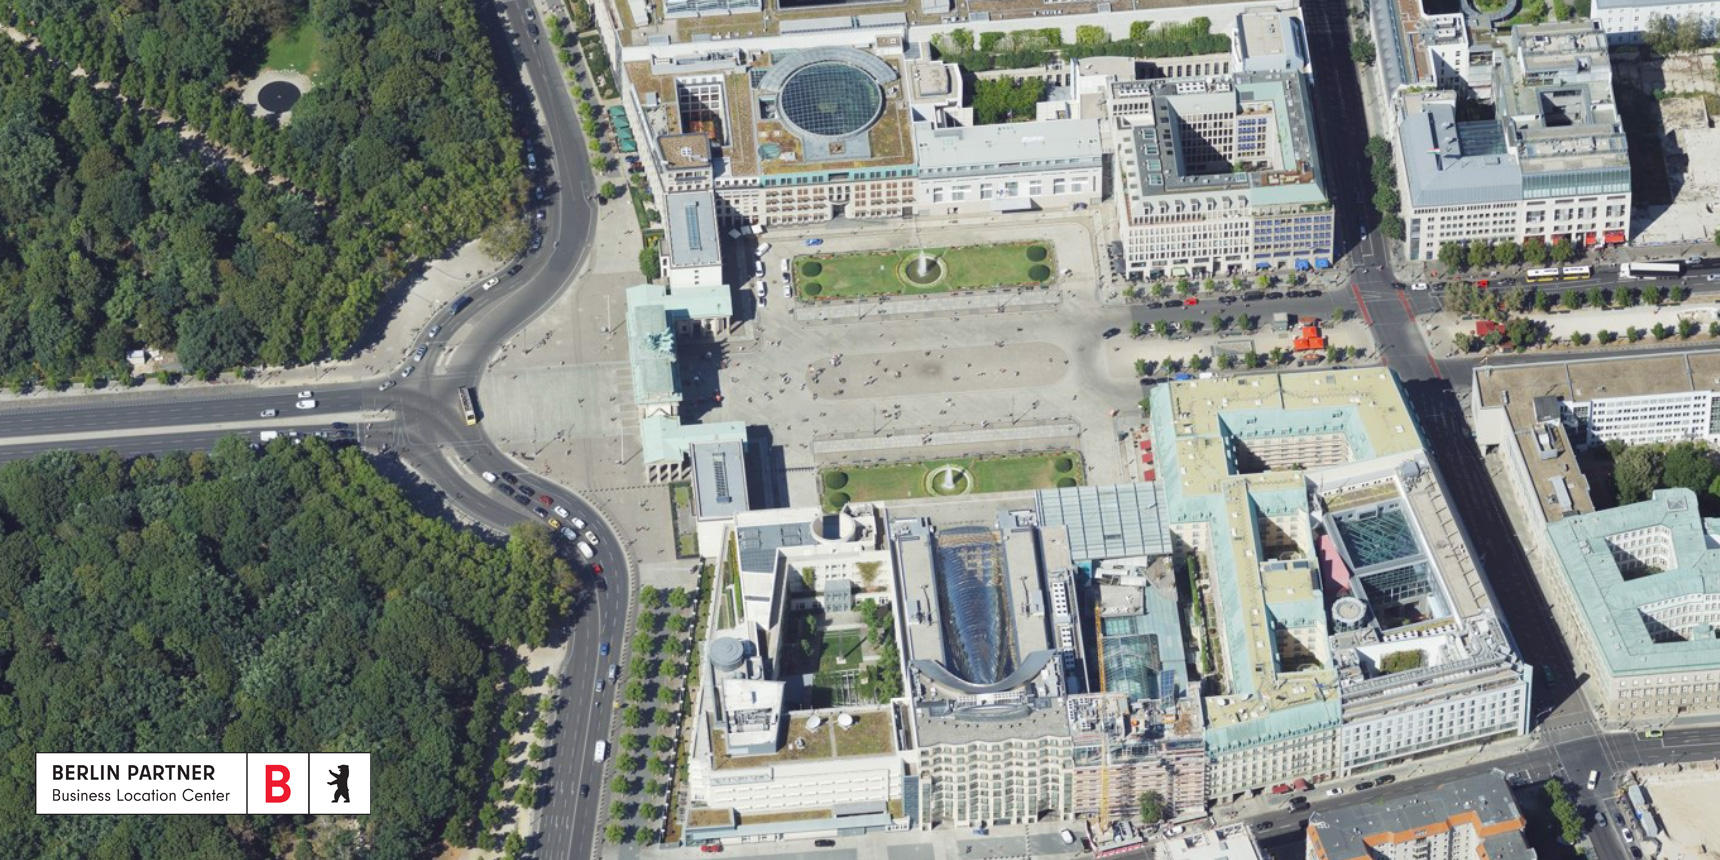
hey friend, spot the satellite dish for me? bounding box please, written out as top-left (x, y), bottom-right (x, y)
top-left (806, 715), bottom-right (824, 731)
top-left (837, 713), bottom-right (855, 729)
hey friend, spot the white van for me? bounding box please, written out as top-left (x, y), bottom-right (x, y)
top-left (1060, 829), bottom-right (1077, 845)
top-left (593, 740), bottom-right (608, 763)
top-left (781, 258), bottom-right (790, 277)
top-left (259, 430), bottom-right (280, 441)
top-left (576, 541), bottom-right (595, 561)
top-left (1587, 770), bottom-right (1599, 790)
top-left (755, 242), bottom-right (771, 257)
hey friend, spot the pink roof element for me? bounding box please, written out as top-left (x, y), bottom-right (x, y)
top-left (1319, 533), bottom-right (1352, 593)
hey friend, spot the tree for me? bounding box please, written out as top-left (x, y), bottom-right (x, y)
top-left (1663, 442), bottom-right (1715, 495)
top-left (1524, 237), bottom-right (1550, 265)
top-left (639, 246), bottom-right (661, 280)
top-left (1130, 321), bottom-right (1145, 338)
top-left (606, 823), bottom-right (627, 843)
top-left (1615, 445), bottom-right (1663, 504)
top-left (1139, 790), bottom-right (1168, 824)
top-left (1560, 289), bottom-right (1583, 310)
top-left (1350, 30), bottom-right (1376, 65)
top-left (1493, 240), bottom-right (1522, 267)
top-left (481, 219), bottom-right (532, 260)
top-left (1598, 329), bottom-right (1617, 344)
top-left (176, 304), bottom-right (259, 374)
top-left (1544, 779), bottom-right (1585, 845)
top-left (1551, 236), bottom-right (1576, 263)
top-left (1588, 285), bottom-right (1606, 308)
top-left (668, 588), bottom-right (691, 610)
top-left (1466, 241), bottom-right (1493, 270)
top-left (1438, 242), bottom-right (1467, 272)
top-left (1627, 326), bottom-right (1644, 342)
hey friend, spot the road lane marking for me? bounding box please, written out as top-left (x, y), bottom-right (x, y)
top-left (0, 411), bottom-right (391, 448)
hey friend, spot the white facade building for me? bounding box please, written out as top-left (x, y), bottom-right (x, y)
top-left (1591, 0), bottom-right (1720, 44)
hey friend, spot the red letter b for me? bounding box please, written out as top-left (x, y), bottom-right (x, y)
top-left (265, 764), bottom-right (292, 803)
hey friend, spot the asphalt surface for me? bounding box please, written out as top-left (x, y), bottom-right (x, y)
top-left (0, 3), bottom-right (628, 858)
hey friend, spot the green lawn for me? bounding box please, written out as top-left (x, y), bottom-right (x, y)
top-left (821, 452), bottom-right (1081, 509)
top-left (796, 242), bottom-right (1054, 299)
top-left (818, 630), bottom-right (864, 673)
top-left (264, 22), bottom-right (322, 75)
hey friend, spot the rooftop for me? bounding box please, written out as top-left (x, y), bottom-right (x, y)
top-left (710, 705), bottom-right (897, 769)
top-left (665, 190), bottom-right (723, 270)
top-left (912, 118), bottom-right (1104, 175)
top-left (1307, 772), bottom-right (1532, 860)
top-left (690, 440), bottom-right (751, 520)
top-left (1546, 489), bottom-right (1720, 676)
top-left (1034, 482), bottom-right (1173, 564)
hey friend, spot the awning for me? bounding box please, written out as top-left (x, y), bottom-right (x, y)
top-left (1255, 261), bottom-right (1272, 270)
top-left (989, 197), bottom-right (1034, 213)
top-left (1606, 231), bottom-right (1627, 244)
top-left (1314, 258), bottom-right (1331, 269)
top-left (1583, 232), bottom-right (1598, 246)
top-left (1295, 259), bottom-right (1311, 270)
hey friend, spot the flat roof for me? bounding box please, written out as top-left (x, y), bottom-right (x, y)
top-left (666, 190), bottom-right (723, 269)
top-left (1546, 489), bottom-right (1720, 676)
top-left (691, 440), bottom-right (751, 519)
top-left (912, 118), bottom-right (1104, 173)
top-left (641, 416), bottom-right (748, 468)
top-left (1034, 482), bottom-right (1173, 563)
top-left (1308, 771), bottom-right (1530, 860)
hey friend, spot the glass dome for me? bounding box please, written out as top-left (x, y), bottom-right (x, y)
top-left (778, 61), bottom-right (883, 138)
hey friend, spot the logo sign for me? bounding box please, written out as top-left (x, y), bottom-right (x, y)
top-left (38, 753), bottom-right (370, 815)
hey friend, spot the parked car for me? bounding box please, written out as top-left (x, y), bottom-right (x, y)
top-left (1253, 822), bottom-right (1275, 832)
top-left (804, 238), bottom-right (823, 246)
top-left (1355, 781), bottom-right (1375, 791)
top-left (399, 365), bottom-right (414, 378)
top-left (1184, 297), bottom-right (1199, 306)
top-left (1265, 291), bottom-right (1284, 300)
top-left (482, 471), bottom-right (498, 483)
top-left (553, 505), bottom-right (570, 518)
top-left (412, 345), bottom-right (428, 361)
top-left (1326, 787), bottom-right (1344, 796)
top-left (814, 840), bottom-right (836, 848)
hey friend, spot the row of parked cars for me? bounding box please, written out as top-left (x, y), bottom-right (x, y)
top-left (482, 470), bottom-right (602, 565)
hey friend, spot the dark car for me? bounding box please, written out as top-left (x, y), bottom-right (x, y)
top-left (600, 642), bottom-right (610, 656)
top-left (532, 506), bottom-right (548, 519)
top-left (1253, 821), bottom-right (1275, 832)
top-left (501, 471), bottom-right (518, 484)
top-left (814, 840), bottom-right (836, 848)
top-left (1144, 301), bottom-right (1163, 309)
top-left (1375, 775), bottom-right (1396, 786)
top-left (528, 22), bottom-right (539, 35)
top-left (492, 481), bottom-right (513, 493)
top-left (1243, 291), bottom-right (1265, 301)
top-left (1102, 327), bottom-right (1122, 339)
top-left (1285, 290), bottom-right (1304, 298)
top-left (513, 494), bottom-right (531, 506)
top-left (506, 264), bottom-right (524, 276)
top-left (448, 295), bottom-right (473, 315)
top-left (518, 485), bottom-right (536, 498)
top-left (330, 422), bottom-right (348, 429)
top-left (1355, 781), bottom-right (1375, 791)
top-left (1219, 295), bottom-right (1238, 304)
top-left (579, 784), bottom-right (589, 798)
top-left (1265, 291), bottom-right (1284, 300)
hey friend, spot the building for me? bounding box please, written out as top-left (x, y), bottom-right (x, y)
top-left (1112, 68), bottom-right (1334, 278)
top-left (624, 284), bottom-right (745, 481)
top-left (913, 119), bottom-right (1105, 217)
top-left (1164, 825), bottom-right (1267, 860)
top-left (1307, 772), bottom-right (1534, 860)
top-left (893, 510), bottom-right (1208, 828)
top-left (663, 0), bottom-right (760, 20)
top-left (1374, 19), bottom-right (1632, 259)
top-left (663, 189), bottom-right (725, 289)
top-left (1148, 370), bottom-right (1529, 798)
top-left (1590, 0), bottom-right (1720, 44)
top-left (1472, 354), bottom-right (1720, 724)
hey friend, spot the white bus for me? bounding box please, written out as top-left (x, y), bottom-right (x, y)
top-left (1526, 267), bottom-right (1561, 283)
top-left (1620, 261), bottom-right (1685, 280)
top-left (1560, 265), bottom-right (1593, 280)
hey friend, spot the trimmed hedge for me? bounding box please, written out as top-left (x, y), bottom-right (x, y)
top-left (1054, 457), bottom-right (1074, 473)
top-left (1026, 245), bottom-right (1049, 262)
top-left (803, 283), bottom-right (823, 296)
top-left (825, 471), bottom-right (849, 490)
top-left (1028, 264), bottom-right (1051, 281)
top-left (1056, 477), bottom-right (1077, 488)
top-left (801, 261), bottom-right (823, 277)
top-left (828, 492), bottom-right (851, 508)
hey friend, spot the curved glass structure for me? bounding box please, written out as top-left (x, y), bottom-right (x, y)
top-left (779, 62), bottom-right (883, 138)
top-left (931, 527), bottom-right (1017, 686)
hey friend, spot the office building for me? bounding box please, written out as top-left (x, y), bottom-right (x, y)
top-left (1307, 772), bottom-right (1534, 860)
top-left (1148, 370), bottom-right (1529, 798)
top-left (1590, 0), bottom-right (1720, 44)
top-left (1472, 354), bottom-right (1720, 724)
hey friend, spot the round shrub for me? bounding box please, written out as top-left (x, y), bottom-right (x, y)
top-left (1056, 477), bottom-right (1077, 488)
top-left (1054, 456), bottom-right (1074, 473)
top-left (804, 283), bottom-right (823, 296)
top-left (1026, 245), bottom-right (1049, 262)
top-left (1028, 265), bottom-right (1051, 282)
top-left (828, 492), bottom-right (851, 508)
top-left (801, 261), bottom-right (823, 277)
top-left (825, 471), bottom-right (849, 490)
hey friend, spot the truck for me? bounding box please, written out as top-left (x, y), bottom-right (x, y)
top-left (594, 740), bottom-right (608, 763)
top-left (259, 430), bottom-right (280, 442)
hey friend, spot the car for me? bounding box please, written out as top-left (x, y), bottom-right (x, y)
top-left (1326, 787), bottom-right (1344, 796)
top-left (755, 242), bottom-right (772, 257)
top-left (1587, 770), bottom-right (1599, 791)
top-left (547, 517), bottom-right (561, 529)
top-left (804, 238), bottom-right (823, 246)
top-left (700, 846), bottom-right (724, 854)
top-left (518, 485), bottom-right (536, 498)
top-left (537, 494), bottom-right (553, 505)
top-left (482, 471), bottom-right (499, 483)
top-left (594, 679), bottom-right (604, 694)
top-left (1184, 297), bottom-right (1199, 306)
top-left (609, 664), bottom-right (620, 681)
top-left (427, 324), bottom-right (442, 338)
top-left (599, 641), bottom-right (610, 656)
top-left (525, 7), bottom-right (534, 18)
top-left (592, 563), bottom-right (603, 575)
top-left (1707, 274), bottom-right (1720, 282)
top-left (260, 409), bottom-right (278, 418)
top-left (412, 345), bottom-right (428, 361)
top-left (814, 840), bottom-right (836, 848)
top-left (1253, 822), bottom-right (1275, 832)
top-left (755, 282), bottom-right (767, 300)
top-left (1596, 814), bottom-right (1607, 829)
top-left (553, 505), bottom-right (570, 518)
top-left (483, 276), bottom-right (500, 290)
top-left (492, 482), bottom-right (513, 494)
top-left (377, 379), bottom-right (395, 391)
top-left (1643, 728), bottom-right (1664, 739)
top-left (569, 516), bottom-right (586, 530)
top-left (1615, 813), bottom-right (1627, 827)
top-left (1289, 796), bottom-right (1309, 808)
top-left (1166, 825), bottom-right (1186, 836)
top-left (1102, 327), bottom-right (1123, 339)
top-left (297, 390), bottom-right (314, 398)
top-left (1624, 829), bottom-right (1634, 844)
top-left (532, 506), bottom-right (548, 519)
top-left (506, 264), bottom-right (524, 276)
top-left (583, 531), bottom-right (600, 546)
top-left (1265, 291), bottom-right (1284, 300)
top-left (1411, 282), bottom-right (1430, 290)
top-left (1375, 775), bottom-right (1395, 786)
top-left (449, 296), bottom-right (472, 315)
top-left (580, 784), bottom-right (590, 798)
top-left (1355, 781), bottom-right (1375, 791)
top-left (513, 494), bottom-right (530, 506)
top-left (1219, 295), bottom-right (1238, 304)
top-left (1144, 301), bottom-right (1163, 309)
top-left (295, 399), bottom-right (317, 410)
top-left (1243, 291), bottom-right (1265, 300)
top-left (399, 365), bottom-right (414, 378)
top-left (535, 209), bottom-right (544, 220)
top-left (560, 526), bottom-right (578, 540)
top-left (784, 283), bottom-right (793, 298)
top-left (528, 22), bottom-right (538, 35)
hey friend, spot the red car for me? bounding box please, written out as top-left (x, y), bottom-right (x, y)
top-left (700, 845), bottom-right (723, 854)
top-left (592, 564), bottom-right (604, 575)
top-left (537, 494), bottom-right (553, 505)
top-left (1184, 297), bottom-right (1199, 306)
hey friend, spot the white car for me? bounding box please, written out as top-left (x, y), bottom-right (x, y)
top-left (755, 242), bottom-right (772, 257)
top-left (784, 283), bottom-right (793, 298)
top-left (482, 471), bottom-right (499, 483)
top-left (1326, 787), bottom-right (1344, 796)
top-left (295, 399), bottom-right (317, 410)
top-left (583, 531), bottom-right (600, 546)
top-left (378, 380), bottom-right (395, 391)
top-left (553, 505), bottom-right (570, 518)
top-left (483, 276), bottom-right (501, 290)
top-left (399, 365), bottom-right (415, 379)
top-left (1411, 282), bottom-right (1430, 291)
top-left (755, 282), bottom-right (767, 299)
top-left (569, 516), bottom-right (586, 530)
top-left (297, 390), bottom-right (314, 398)
top-left (259, 409), bottom-right (278, 418)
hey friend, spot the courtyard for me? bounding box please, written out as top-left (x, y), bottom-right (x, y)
top-left (794, 242), bottom-right (1055, 299)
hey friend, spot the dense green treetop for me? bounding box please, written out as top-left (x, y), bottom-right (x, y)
top-left (0, 440), bottom-right (576, 859)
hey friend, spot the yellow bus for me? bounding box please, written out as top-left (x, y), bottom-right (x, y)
top-left (458, 387), bottom-right (478, 426)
